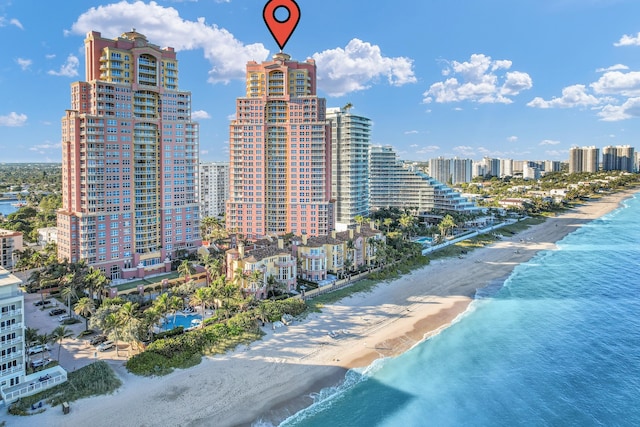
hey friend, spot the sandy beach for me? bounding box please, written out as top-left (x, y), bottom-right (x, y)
top-left (2, 189), bottom-right (636, 427)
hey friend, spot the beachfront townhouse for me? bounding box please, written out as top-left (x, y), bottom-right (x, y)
top-left (294, 224), bottom-right (386, 280)
top-left (225, 239), bottom-right (297, 299)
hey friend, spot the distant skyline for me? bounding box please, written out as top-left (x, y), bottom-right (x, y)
top-left (3, 1), bottom-right (640, 163)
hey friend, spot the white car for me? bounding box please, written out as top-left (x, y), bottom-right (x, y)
top-left (31, 358), bottom-right (51, 368)
top-left (27, 344), bottom-right (50, 355)
top-left (97, 341), bottom-right (115, 352)
top-left (58, 314), bottom-right (72, 322)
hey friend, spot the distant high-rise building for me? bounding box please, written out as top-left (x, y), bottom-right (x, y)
top-left (326, 107), bottom-right (371, 230)
top-left (602, 145), bottom-right (635, 172)
top-left (429, 157), bottom-right (473, 184)
top-left (522, 163), bottom-right (541, 180)
top-left (500, 159), bottom-right (514, 178)
top-left (569, 146), bottom-right (599, 173)
top-left (544, 160), bottom-right (562, 174)
top-left (226, 53), bottom-right (334, 240)
top-left (200, 162), bottom-right (229, 219)
top-left (57, 30), bottom-right (201, 280)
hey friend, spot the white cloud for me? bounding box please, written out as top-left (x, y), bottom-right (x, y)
top-left (191, 110), bottom-right (211, 120)
top-left (70, 0), bottom-right (269, 83)
top-left (453, 145), bottom-right (475, 156)
top-left (16, 58), bottom-right (32, 71)
top-left (590, 70), bottom-right (640, 96)
top-left (423, 54), bottom-right (532, 104)
top-left (598, 97), bottom-right (640, 121)
top-left (409, 144), bottom-right (419, 148)
top-left (527, 84), bottom-right (601, 108)
top-left (0, 112), bottom-right (27, 127)
top-left (29, 142), bottom-right (62, 154)
top-left (614, 32), bottom-right (640, 47)
top-left (416, 145), bottom-right (440, 154)
top-left (313, 38), bottom-right (417, 97)
top-left (45, 54), bottom-right (56, 60)
top-left (545, 149), bottom-right (569, 158)
top-left (539, 139), bottom-right (560, 146)
top-left (404, 130), bottom-right (419, 135)
top-left (47, 54), bottom-right (79, 77)
top-left (0, 17), bottom-right (23, 29)
top-left (596, 64), bottom-right (629, 73)
top-left (507, 136), bottom-right (518, 142)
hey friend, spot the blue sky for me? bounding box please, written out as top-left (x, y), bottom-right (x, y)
top-left (2, 0), bottom-right (640, 163)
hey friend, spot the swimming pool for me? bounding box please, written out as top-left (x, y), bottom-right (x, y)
top-left (160, 313), bottom-right (203, 331)
top-left (415, 236), bottom-right (433, 245)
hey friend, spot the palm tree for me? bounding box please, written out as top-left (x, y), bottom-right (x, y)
top-left (25, 327), bottom-right (39, 349)
top-left (383, 217), bottom-right (394, 233)
top-left (84, 267), bottom-right (110, 304)
top-left (153, 293), bottom-right (183, 326)
top-left (51, 325), bottom-right (73, 362)
top-left (103, 312), bottom-right (123, 358)
top-left (399, 213), bottom-right (416, 240)
top-left (256, 302), bottom-right (270, 326)
top-left (74, 297), bottom-right (95, 331)
top-left (60, 275), bottom-right (79, 318)
top-left (35, 332), bottom-right (53, 364)
top-left (118, 301), bottom-right (141, 351)
top-left (189, 287), bottom-right (211, 327)
top-left (438, 214), bottom-right (456, 238)
top-left (232, 266), bottom-right (246, 290)
top-left (248, 269), bottom-right (264, 293)
top-left (177, 259), bottom-right (196, 283)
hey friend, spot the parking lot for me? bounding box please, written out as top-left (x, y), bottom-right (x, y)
top-left (24, 291), bottom-right (132, 373)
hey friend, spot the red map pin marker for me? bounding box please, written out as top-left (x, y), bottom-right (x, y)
top-left (263, 0), bottom-right (300, 51)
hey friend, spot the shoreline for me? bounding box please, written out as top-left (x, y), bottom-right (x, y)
top-left (3, 189), bottom-right (637, 427)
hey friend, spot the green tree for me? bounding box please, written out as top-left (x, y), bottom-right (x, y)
top-left (177, 259), bottom-right (196, 283)
top-left (51, 325), bottom-right (73, 362)
top-left (74, 297), bottom-right (96, 331)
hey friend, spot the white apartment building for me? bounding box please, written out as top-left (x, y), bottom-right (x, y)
top-left (327, 107), bottom-right (371, 230)
top-left (0, 229), bottom-right (22, 270)
top-left (199, 162), bottom-right (229, 219)
top-left (370, 146), bottom-right (478, 213)
top-left (0, 268), bottom-right (67, 403)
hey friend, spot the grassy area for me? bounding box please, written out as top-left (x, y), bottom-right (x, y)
top-left (8, 361), bottom-right (121, 416)
top-left (114, 271), bottom-right (182, 292)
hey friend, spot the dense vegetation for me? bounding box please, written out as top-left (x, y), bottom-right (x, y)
top-left (0, 163), bottom-right (62, 243)
top-left (8, 361), bottom-right (121, 415)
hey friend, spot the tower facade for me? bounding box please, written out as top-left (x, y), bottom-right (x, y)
top-left (57, 30), bottom-right (201, 280)
top-left (199, 162), bottom-right (229, 219)
top-left (326, 107), bottom-right (371, 230)
top-left (226, 53), bottom-right (334, 240)
top-left (602, 145), bottom-right (635, 172)
top-left (569, 146), bottom-right (599, 173)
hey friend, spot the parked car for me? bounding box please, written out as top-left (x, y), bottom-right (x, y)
top-left (31, 358), bottom-right (51, 368)
top-left (27, 344), bottom-right (50, 355)
top-left (49, 308), bottom-right (66, 316)
top-left (58, 314), bottom-right (72, 322)
top-left (90, 335), bottom-right (108, 346)
top-left (34, 299), bottom-right (52, 307)
top-left (97, 341), bottom-right (115, 352)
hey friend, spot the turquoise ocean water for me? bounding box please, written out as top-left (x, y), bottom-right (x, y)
top-left (278, 194), bottom-right (640, 427)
